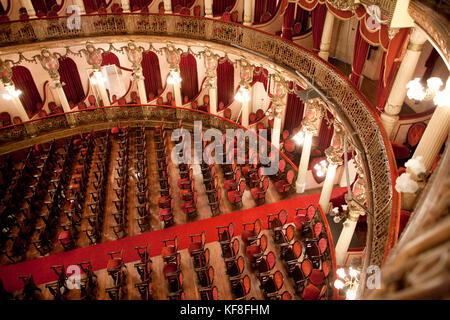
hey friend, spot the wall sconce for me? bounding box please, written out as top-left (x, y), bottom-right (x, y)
top-left (293, 130), bottom-right (305, 145)
top-left (314, 159), bottom-right (329, 178)
top-left (2, 86), bottom-right (22, 100)
top-left (167, 70), bottom-right (182, 85)
top-left (406, 76), bottom-right (449, 107)
top-left (234, 87), bottom-right (250, 103)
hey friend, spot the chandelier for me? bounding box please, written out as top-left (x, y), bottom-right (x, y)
top-left (2, 86), bottom-right (22, 100)
top-left (334, 267), bottom-right (361, 300)
top-left (234, 86), bottom-right (250, 103)
top-left (167, 70), bottom-right (182, 85)
top-left (313, 159), bottom-right (329, 178)
top-left (406, 76), bottom-right (450, 107)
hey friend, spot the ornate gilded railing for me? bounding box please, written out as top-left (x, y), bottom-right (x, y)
top-left (0, 14), bottom-right (399, 275)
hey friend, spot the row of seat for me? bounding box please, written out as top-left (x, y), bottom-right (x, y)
top-left (134, 125), bottom-right (151, 233)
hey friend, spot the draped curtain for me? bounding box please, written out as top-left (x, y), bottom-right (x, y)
top-left (0, 2), bottom-right (4, 15)
top-left (295, 6), bottom-right (308, 34)
top-left (179, 54), bottom-right (199, 101)
top-left (252, 67), bottom-right (268, 90)
top-left (58, 57), bottom-right (85, 106)
top-left (31, 0), bottom-right (57, 14)
top-left (141, 51), bottom-right (162, 97)
top-left (11, 66), bottom-right (42, 118)
top-left (377, 28), bottom-right (410, 110)
top-left (317, 111), bottom-right (334, 152)
top-left (212, 0), bottom-right (235, 15)
top-left (283, 93), bottom-right (304, 133)
top-left (282, 3), bottom-right (295, 40)
top-left (349, 22), bottom-right (370, 88)
top-left (101, 52), bottom-right (121, 68)
top-left (130, 0), bottom-right (153, 10)
top-left (217, 59), bottom-right (234, 106)
top-left (254, 0), bottom-right (277, 23)
top-left (172, 0), bottom-right (195, 8)
top-left (83, 0), bottom-right (106, 12)
top-left (311, 3), bottom-right (326, 52)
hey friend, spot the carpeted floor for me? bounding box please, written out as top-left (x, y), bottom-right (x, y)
top-left (0, 187), bottom-right (347, 292)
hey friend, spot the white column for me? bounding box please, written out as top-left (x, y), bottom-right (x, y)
top-left (137, 77), bottom-right (148, 105)
top-left (335, 210), bottom-right (361, 265)
top-left (20, 0), bottom-right (37, 19)
top-left (209, 86), bottom-right (217, 114)
top-left (295, 131), bottom-right (313, 193)
top-left (381, 28), bottom-right (428, 139)
top-left (163, 0), bottom-right (172, 14)
top-left (121, 0), bottom-right (130, 13)
top-left (52, 81), bottom-right (77, 126)
top-left (94, 71), bottom-right (110, 106)
top-left (319, 163), bottom-right (337, 213)
top-left (173, 81), bottom-right (182, 106)
top-left (7, 88), bottom-right (30, 121)
top-left (243, 0), bottom-right (253, 26)
top-left (271, 115), bottom-right (282, 150)
top-left (412, 104), bottom-right (450, 172)
top-left (74, 0), bottom-right (86, 14)
top-left (204, 0), bottom-right (213, 18)
top-left (318, 10), bottom-right (335, 61)
top-left (241, 100), bottom-right (250, 127)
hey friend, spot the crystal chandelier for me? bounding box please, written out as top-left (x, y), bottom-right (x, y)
top-left (406, 76), bottom-right (450, 107)
top-left (334, 267), bottom-right (361, 300)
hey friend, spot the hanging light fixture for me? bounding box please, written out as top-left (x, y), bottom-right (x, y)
top-left (293, 130), bottom-right (305, 145)
top-left (333, 267), bottom-right (361, 300)
top-left (314, 159), bottom-right (329, 177)
top-left (406, 76), bottom-right (449, 106)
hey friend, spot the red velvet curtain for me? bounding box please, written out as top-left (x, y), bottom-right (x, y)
top-left (31, 0), bottom-right (57, 14)
top-left (11, 66), bottom-right (42, 118)
top-left (311, 3), bottom-right (326, 52)
top-left (58, 57), bottom-right (85, 106)
top-left (377, 28), bottom-right (410, 110)
top-left (212, 0), bottom-right (235, 15)
top-left (172, 0), bottom-right (195, 9)
top-left (142, 51), bottom-right (162, 97)
top-left (101, 52), bottom-right (121, 68)
top-left (423, 48), bottom-right (440, 80)
top-left (217, 59), bottom-right (234, 106)
top-left (83, 0), bottom-right (106, 12)
top-left (295, 6), bottom-right (308, 34)
top-left (317, 111), bottom-right (334, 152)
top-left (350, 22), bottom-right (370, 89)
top-left (130, 0), bottom-right (153, 10)
top-left (282, 3), bottom-right (295, 40)
top-left (283, 93), bottom-right (304, 133)
top-left (179, 54), bottom-right (199, 100)
top-left (254, 0), bottom-right (277, 23)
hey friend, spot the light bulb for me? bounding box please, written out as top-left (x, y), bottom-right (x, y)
top-left (293, 131), bottom-right (304, 145)
top-left (320, 160), bottom-right (328, 167)
top-left (433, 89), bottom-right (450, 107)
top-left (2, 93), bottom-right (12, 100)
top-left (349, 267), bottom-right (359, 278)
top-left (336, 268), bottom-right (346, 279)
top-left (314, 164), bottom-right (321, 171)
top-left (426, 77), bottom-right (443, 92)
top-left (317, 170), bottom-right (325, 177)
top-left (406, 78), bottom-right (426, 101)
top-left (346, 289), bottom-right (356, 300)
top-left (334, 279), bottom-right (345, 289)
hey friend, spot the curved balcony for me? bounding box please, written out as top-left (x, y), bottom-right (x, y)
top-left (0, 13), bottom-right (399, 280)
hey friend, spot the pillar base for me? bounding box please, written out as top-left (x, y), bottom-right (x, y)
top-left (296, 181), bottom-right (306, 194)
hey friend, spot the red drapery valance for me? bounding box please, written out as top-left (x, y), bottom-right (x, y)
top-left (58, 57), bottom-right (85, 106)
top-left (317, 111), bottom-right (334, 152)
top-left (11, 66), bottom-right (42, 118)
top-left (31, 0), bottom-right (57, 14)
top-left (101, 52), bottom-right (120, 68)
top-left (179, 54), bottom-right (199, 101)
top-left (254, 0), bottom-right (277, 24)
top-left (83, 0), bottom-right (106, 12)
top-left (130, 0), bottom-right (153, 10)
top-left (217, 59), bottom-right (234, 107)
top-left (142, 51), bottom-right (162, 98)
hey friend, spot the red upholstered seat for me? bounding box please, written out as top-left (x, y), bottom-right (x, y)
top-left (250, 187), bottom-right (264, 201)
top-left (246, 245), bottom-right (262, 262)
top-left (224, 179), bottom-right (237, 191)
top-left (107, 259), bottom-right (122, 270)
top-left (322, 261), bottom-right (331, 278)
top-left (294, 215), bottom-right (308, 230)
top-left (391, 141), bottom-right (410, 160)
top-left (309, 269), bottom-right (324, 286)
top-left (58, 231), bottom-right (71, 244)
top-left (161, 246), bottom-right (176, 257)
top-left (188, 242), bottom-right (202, 255)
top-left (111, 127), bottom-right (120, 134)
top-left (227, 190), bottom-right (242, 203)
top-left (284, 140), bottom-right (296, 153)
top-left (163, 263), bottom-right (178, 279)
top-left (241, 230), bottom-right (256, 245)
top-left (303, 284), bottom-right (321, 300)
top-left (159, 208), bottom-right (172, 221)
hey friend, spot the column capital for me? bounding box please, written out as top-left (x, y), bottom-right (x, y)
top-left (325, 121), bottom-right (345, 166)
top-left (301, 99), bottom-right (323, 134)
top-left (37, 49), bottom-right (61, 82)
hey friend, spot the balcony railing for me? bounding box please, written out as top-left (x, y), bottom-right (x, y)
top-left (0, 13), bottom-right (399, 273)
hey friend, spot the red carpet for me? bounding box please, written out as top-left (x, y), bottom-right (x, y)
top-left (0, 188), bottom-right (346, 292)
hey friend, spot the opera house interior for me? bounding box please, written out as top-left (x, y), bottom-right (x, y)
top-left (0, 0), bottom-right (448, 302)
